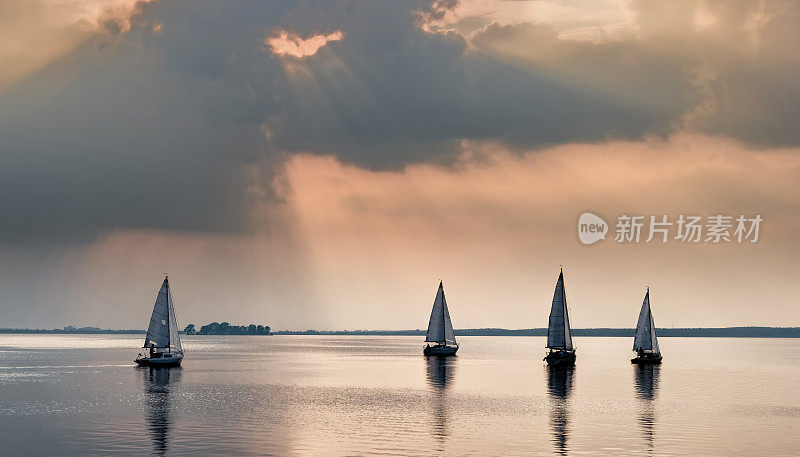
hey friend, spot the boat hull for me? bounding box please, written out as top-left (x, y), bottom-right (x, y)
top-left (631, 354), bottom-right (662, 365)
top-left (544, 350), bottom-right (576, 367)
top-left (424, 345), bottom-right (458, 356)
top-left (135, 354), bottom-right (183, 367)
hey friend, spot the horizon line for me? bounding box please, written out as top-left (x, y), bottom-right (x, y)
top-left (2, 325), bottom-right (799, 334)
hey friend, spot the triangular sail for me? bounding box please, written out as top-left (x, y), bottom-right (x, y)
top-left (144, 277), bottom-right (182, 353)
top-left (144, 278), bottom-right (171, 350)
top-left (426, 281), bottom-right (456, 345)
top-left (649, 307), bottom-right (659, 354)
top-left (166, 283), bottom-right (182, 353)
top-left (442, 287), bottom-right (457, 345)
top-left (546, 270), bottom-right (574, 350)
top-left (633, 289), bottom-right (659, 354)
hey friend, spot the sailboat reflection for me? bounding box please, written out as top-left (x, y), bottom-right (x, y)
top-left (426, 355), bottom-right (456, 389)
top-left (141, 366), bottom-right (182, 456)
top-left (546, 365), bottom-right (574, 456)
top-left (425, 356), bottom-right (456, 448)
top-left (633, 364), bottom-right (660, 452)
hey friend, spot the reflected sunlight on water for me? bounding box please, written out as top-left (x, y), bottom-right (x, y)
top-left (0, 335), bottom-right (798, 455)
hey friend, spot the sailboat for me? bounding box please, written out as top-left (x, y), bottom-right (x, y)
top-left (544, 269), bottom-right (576, 366)
top-left (631, 288), bottom-right (662, 364)
top-left (423, 281), bottom-right (458, 356)
top-left (135, 276), bottom-right (184, 367)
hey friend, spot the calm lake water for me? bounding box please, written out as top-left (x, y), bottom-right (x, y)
top-left (0, 334), bottom-right (798, 456)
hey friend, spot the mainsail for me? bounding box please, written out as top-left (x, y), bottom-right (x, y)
top-left (546, 269), bottom-right (574, 350)
top-left (426, 281), bottom-right (457, 345)
top-left (144, 277), bottom-right (183, 353)
top-left (633, 289), bottom-right (659, 354)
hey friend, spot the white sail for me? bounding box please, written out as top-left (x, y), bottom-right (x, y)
top-left (442, 288), bottom-right (456, 345)
top-left (166, 282), bottom-right (182, 353)
top-left (649, 306), bottom-right (659, 354)
top-left (546, 270), bottom-right (574, 350)
top-left (144, 277), bottom-right (182, 353)
top-left (426, 281), bottom-right (457, 345)
top-left (633, 289), bottom-right (659, 354)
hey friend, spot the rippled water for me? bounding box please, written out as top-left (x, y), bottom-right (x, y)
top-left (0, 334), bottom-right (798, 456)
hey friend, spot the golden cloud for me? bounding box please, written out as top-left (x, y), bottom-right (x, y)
top-left (266, 29), bottom-right (344, 58)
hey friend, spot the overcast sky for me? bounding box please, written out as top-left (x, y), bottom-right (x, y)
top-left (1, 0), bottom-right (798, 330)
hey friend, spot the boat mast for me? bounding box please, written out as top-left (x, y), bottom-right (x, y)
top-left (648, 287), bottom-right (660, 355)
top-left (165, 275), bottom-right (171, 353)
top-left (645, 287), bottom-right (649, 352)
top-left (561, 268), bottom-right (567, 349)
top-left (644, 287), bottom-right (651, 352)
top-left (440, 281), bottom-right (446, 345)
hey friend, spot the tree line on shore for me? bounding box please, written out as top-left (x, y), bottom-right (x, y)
top-left (183, 322), bottom-right (271, 335)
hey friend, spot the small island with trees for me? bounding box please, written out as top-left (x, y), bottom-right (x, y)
top-left (183, 322), bottom-right (272, 335)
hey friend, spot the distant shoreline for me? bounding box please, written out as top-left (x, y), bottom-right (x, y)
top-left (273, 327), bottom-right (800, 337)
top-left (0, 329), bottom-right (145, 334)
top-left (2, 327), bottom-right (798, 337)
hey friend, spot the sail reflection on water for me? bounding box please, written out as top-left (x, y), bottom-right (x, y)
top-left (634, 364), bottom-right (660, 452)
top-left (142, 367), bottom-right (182, 456)
top-left (546, 365), bottom-right (574, 456)
top-left (425, 356), bottom-right (456, 449)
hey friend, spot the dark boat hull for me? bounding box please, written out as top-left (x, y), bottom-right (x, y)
top-left (631, 354), bottom-right (662, 365)
top-left (135, 354), bottom-right (183, 367)
top-left (424, 345), bottom-right (458, 356)
top-left (544, 350), bottom-right (576, 366)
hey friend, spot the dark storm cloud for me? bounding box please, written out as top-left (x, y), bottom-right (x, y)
top-left (471, 0), bottom-right (800, 146)
top-left (0, 0), bottom-right (796, 245)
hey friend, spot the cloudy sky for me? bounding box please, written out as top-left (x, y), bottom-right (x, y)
top-left (1, 0), bottom-right (798, 330)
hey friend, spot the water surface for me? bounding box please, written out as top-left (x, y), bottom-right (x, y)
top-left (0, 335), bottom-right (798, 455)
